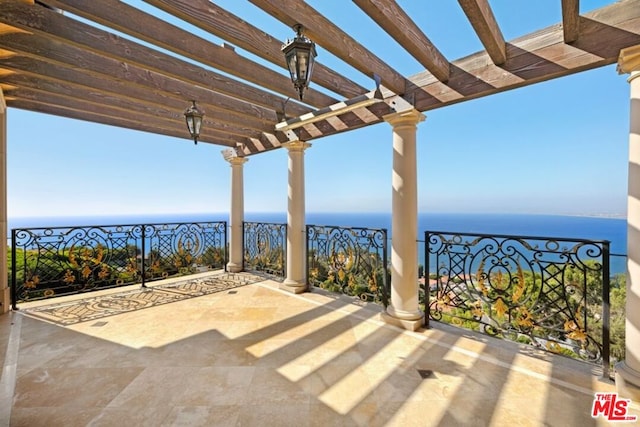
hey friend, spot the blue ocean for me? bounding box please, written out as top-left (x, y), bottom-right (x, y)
top-left (8, 212), bottom-right (628, 274)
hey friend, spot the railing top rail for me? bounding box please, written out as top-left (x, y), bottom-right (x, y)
top-left (11, 220), bottom-right (227, 232)
top-left (243, 221), bottom-right (286, 226)
top-left (424, 230), bottom-right (611, 245)
top-left (307, 224), bottom-right (388, 233)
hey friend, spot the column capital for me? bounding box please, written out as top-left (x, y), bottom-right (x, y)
top-left (227, 156), bottom-right (248, 166)
top-left (283, 140), bottom-right (311, 152)
top-left (383, 108), bottom-right (426, 127)
top-left (618, 45), bottom-right (640, 77)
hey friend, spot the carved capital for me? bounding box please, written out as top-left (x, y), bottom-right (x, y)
top-left (383, 109), bottom-right (426, 128)
top-left (227, 156), bottom-right (248, 166)
top-left (283, 140), bottom-right (311, 152)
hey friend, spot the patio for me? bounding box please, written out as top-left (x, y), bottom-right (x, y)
top-left (2, 1), bottom-right (640, 421)
top-left (0, 271), bottom-right (632, 426)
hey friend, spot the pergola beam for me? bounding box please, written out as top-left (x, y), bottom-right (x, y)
top-left (0, 1), bottom-right (311, 116)
top-left (410, 0), bottom-right (640, 112)
top-left (4, 87), bottom-right (245, 144)
top-left (0, 58), bottom-right (287, 153)
top-left (562, 0), bottom-right (581, 43)
top-left (5, 79), bottom-right (261, 141)
top-left (0, 33), bottom-right (283, 128)
top-left (41, 0), bottom-right (337, 109)
top-left (353, 0), bottom-right (449, 82)
top-left (0, 56), bottom-right (277, 136)
top-left (8, 98), bottom-right (238, 146)
top-left (458, 0), bottom-right (506, 65)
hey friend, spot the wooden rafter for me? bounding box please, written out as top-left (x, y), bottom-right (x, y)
top-left (410, 1), bottom-right (640, 111)
top-left (248, 0), bottom-right (408, 95)
top-left (0, 54), bottom-right (276, 133)
top-left (7, 89), bottom-right (256, 147)
top-left (562, 0), bottom-right (580, 43)
top-left (353, 0), bottom-right (449, 82)
top-left (8, 98), bottom-right (239, 146)
top-left (0, 29), bottom-right (292, 140)
top-left (458, 0), bottom-right (506, 65)
top-left (0, 33), bottom-right (283, 123)
top-left (142, 0), bottom-right (368, 100)
top-left (0, 1), bottom-right (311, 116)
top-left (42, 0), bottom-right (337, 109)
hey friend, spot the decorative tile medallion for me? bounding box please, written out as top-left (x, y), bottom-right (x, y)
top-left (21, 272), bottom-right (263, 325)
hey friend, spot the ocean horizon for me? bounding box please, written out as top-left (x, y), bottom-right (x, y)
top-left (7, 212), bottom-right (628, 274)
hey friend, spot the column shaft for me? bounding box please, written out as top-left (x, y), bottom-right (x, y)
top-left (227, 157), bottom-right (247, 273)
top-left (616, 69), bottom-right (640, 398)
top-left (281, 140), bottom-right (310, 293)
top-left (382, 109), bottom-right (425, 331)
top-left (0, 90), bottom-right (7, 313)
top-left (626, 71), bottom-right (640, 372)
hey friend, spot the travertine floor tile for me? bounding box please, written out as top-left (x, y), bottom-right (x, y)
top-left (14, 367), bottom-right (143, 408)
top-left (1, 276), bottom-right (628, 426)
top-left (161, 405), bottom-right (241, 427)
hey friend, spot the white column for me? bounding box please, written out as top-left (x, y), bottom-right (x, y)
top-left (617, 45), bottom-right (640, 399)
top-left (226, 156), bottom-right (247, 273)
top-left (280, 140), bottom-right (310, 294)
top-left (0, 89), bottom-right (7, 313)
top-left (381, 109), bottom-right (425, 331)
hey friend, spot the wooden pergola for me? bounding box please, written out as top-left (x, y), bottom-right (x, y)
top-left (4, 0), bottom-right (640, 399)
top-left (0, 0), bottom-right (638, 155)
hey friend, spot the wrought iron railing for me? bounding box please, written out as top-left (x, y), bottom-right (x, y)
top-left (424, 231), bottom-right (610, 376)
top-left (307, 225), bottom-right (389, 306)
top-left (11, 221), bottom-right (227, 307)
top-left (242, 222), bottom-right (286, 278)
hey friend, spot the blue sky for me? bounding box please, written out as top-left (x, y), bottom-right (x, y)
top-left (6, 0), bottom-right (630, 219)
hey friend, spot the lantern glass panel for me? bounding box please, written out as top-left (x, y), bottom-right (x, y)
top-left (186, 116), bottom-right (195, 135)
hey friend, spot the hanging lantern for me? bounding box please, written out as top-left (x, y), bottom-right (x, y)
top-left (184, 100), bottom-right (204, 145)
top-left (282, 24), bottom-right (317, 101)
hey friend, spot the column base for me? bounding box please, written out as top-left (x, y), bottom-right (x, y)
top-left (279, 279), bottom-right (308, 294)
top-left (616, 361), bottom-right (640, 401)
top-left (386, 305), bottom-right (423, 321)
top-left (381, 311), bottom-right (424, 332)
top-left (226, 262), bottom-right (243, 273)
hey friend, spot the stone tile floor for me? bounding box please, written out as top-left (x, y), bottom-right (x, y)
top-left (0, 272), bottom-right (636, 426)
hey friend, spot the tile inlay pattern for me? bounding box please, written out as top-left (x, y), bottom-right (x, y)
top-left (20, 272), bottom-right (263, 326)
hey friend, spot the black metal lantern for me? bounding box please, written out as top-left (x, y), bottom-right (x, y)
top-left (282, 24), bottom-right (317, 101)
top-left (184, 100), bottom-right (204, 145)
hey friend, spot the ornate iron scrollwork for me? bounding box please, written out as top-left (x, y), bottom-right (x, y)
top-left (11, 221), bottom-right (227, 304)
top-left (307, 225), bottom-right (388, 306)
top-left (243, 222), bottom-right (286, 277)
top-left (424, 231), bottom-right (610, 371)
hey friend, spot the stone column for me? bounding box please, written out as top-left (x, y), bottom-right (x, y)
top-left (280, 140), bottom-right (311, 294)
top-left (0, 89), bottom-right (7, 313)
top-left (617, 45), bottom-right (640, 399)
top-left (381, 109), bottom-right (425, 331)
top-left (226, 156), bottom-right (248, 273)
